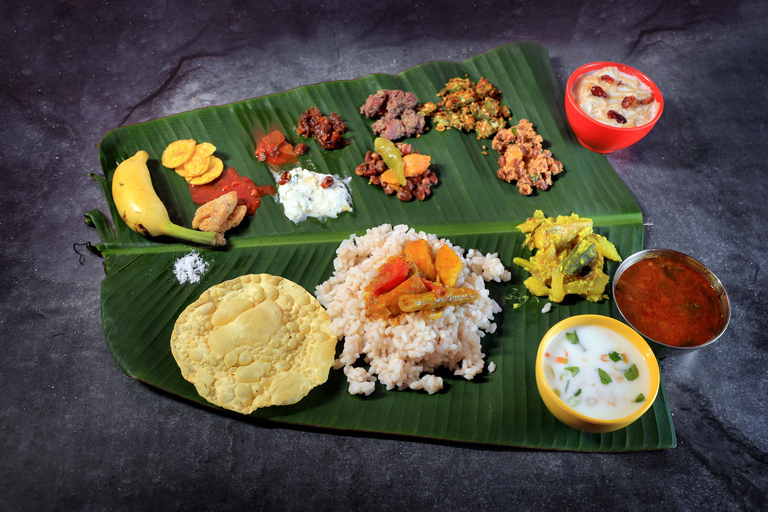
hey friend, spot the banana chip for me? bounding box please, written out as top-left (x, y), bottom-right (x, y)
top-left (170, 274), bottom-right (338, 414)
top-left (163, 139), bottom-right (222, 184)
top-left (161, 139), bottom-right (196, 169)
top-left (188, 156), bottom-right (224, 185)
top-left (176, 146), bottom-right (212, 177)
top-left (195, 142), bottom-right (216, 157)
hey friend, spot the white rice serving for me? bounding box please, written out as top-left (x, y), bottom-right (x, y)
top-left (315, 224), bottom-right (511, 396)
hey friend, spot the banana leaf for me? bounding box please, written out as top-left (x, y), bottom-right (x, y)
top-left (87, 42), bottom-right (676, 451)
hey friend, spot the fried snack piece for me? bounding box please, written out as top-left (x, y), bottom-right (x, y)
top-left (512, 210), bottom-right (622, 302)
top-left (492, 119), bottom-right (564, 195)
top-left (192, 191), bottom-right (246, 233)
top-left (162, 139), bottom-right (197, 169)
top-left (170, 274), bottom-right (338, 414)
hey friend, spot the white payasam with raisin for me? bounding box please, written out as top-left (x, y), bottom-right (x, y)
top-left (170, 274), bottom-right (337, 414)
top-left (573, 66), bottom-right (658, 127)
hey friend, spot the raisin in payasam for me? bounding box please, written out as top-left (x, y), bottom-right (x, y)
top-left (573, 67), bottom-right (658, 127)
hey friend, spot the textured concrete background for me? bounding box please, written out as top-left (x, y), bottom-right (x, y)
top-left (2, 0), bottom-right (767, 510)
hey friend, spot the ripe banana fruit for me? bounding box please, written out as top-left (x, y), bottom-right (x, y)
top-left (112, 150), bottom-right (224, 246)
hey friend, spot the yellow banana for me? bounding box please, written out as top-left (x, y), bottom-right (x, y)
top-left (112, 150), bottom-right (225, 246)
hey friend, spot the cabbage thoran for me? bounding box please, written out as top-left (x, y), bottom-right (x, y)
top-left (513, 210), bottom-right (622, 302)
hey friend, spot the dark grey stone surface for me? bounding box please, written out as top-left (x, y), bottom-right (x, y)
top-left (2, 0), bottom-right (766, 510)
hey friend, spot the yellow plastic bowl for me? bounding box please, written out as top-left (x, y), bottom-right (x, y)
top-left (535, 315), bottom-right (660, 433)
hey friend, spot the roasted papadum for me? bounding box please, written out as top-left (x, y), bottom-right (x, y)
top-left (170, 274), bottom-right (338, 414)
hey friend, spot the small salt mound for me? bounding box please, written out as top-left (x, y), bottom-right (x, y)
top-left (174, 251), bottom-right (209, 284)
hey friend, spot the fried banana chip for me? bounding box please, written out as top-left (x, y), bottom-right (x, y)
top-left (161, 139), bottom-right (196, 169)
top-left (195, 142), bottom-right (216, 157)
top-left (188, 156), bottom-right (224, 185)
top-left (177, 142), bottom-right (217, 177)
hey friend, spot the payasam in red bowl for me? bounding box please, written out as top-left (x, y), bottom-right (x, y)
top-left (565, 61), bottom-right (664, 153)
top-left (612, 249), bottom-right (731, 352)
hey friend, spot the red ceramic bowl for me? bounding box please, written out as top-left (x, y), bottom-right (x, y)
top-left (565, 61), bottom-right (664, 153)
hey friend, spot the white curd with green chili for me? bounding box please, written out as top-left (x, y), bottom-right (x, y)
top-left (542, 324), bottom-right (650, 420)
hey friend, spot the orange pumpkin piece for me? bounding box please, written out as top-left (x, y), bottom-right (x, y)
top-left (403, 154), bottom-right (431, 177)
top-left (379, 169), bottom-right (400, 186)
top-left (404, 239), bottom-right (437, 281)
top-left (372, 274), bottom-right (429, 317)
top-left (435, 244), bottom-right (463, 287)
top-left (376, 153), bottom-right (432, 185)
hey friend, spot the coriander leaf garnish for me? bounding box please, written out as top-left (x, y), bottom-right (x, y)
top-left (634, 393), bottom-right (646, 403)
top-left (624, 364), bottom-right (639, 381)
top-left (598, 368), bottom-right (612, 384)
top-left (608, 351), bottom-right (622, 362)
top-left (574, 389), bottom-right (582, 397)
top-left (564, 366), bottom-right (580, 376)
top-left (565, 331), bottom-right (586, 351)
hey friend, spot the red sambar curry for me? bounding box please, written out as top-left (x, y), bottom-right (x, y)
top-left (614, 257), bottom-right (724, 347)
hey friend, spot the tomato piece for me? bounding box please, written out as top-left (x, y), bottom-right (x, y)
top-left (420, 277), bottom-right (445, 296)
top-left (372, 257), bottom-right (409, 296)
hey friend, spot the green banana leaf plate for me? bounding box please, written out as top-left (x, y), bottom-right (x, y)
top-left (88, 42), bottom-right (676, 451)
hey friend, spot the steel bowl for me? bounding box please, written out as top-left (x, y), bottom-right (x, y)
top-left (612, 249), bottom-right (731, 352)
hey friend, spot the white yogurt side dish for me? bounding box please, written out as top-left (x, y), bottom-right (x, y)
top-left (273, 168), bottom-right (353, 224)
top-left (542, 324), bottom-right (651, 420)
top-left (573, 66), bottom-right (658, 127)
